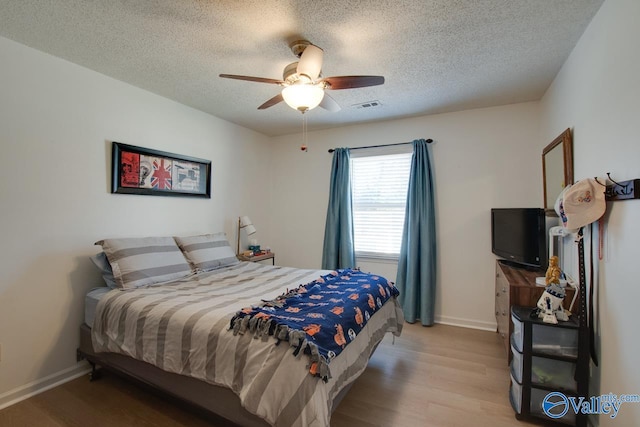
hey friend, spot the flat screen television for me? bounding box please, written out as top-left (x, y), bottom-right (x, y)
top-left (491, 208), bottom-right (546, 269)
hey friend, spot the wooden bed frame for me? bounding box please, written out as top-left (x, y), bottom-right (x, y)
top-left (77, 324), bottom-right (357, 427)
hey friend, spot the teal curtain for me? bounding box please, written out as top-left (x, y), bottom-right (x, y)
top-left (322, 148), bottom-right (356, 270)
top-left (396, 139), bottom-right (437, 325)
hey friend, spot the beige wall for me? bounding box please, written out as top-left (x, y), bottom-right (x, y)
top-left (268, 102), bottom-right (542, 331)
top-left (0, 36), bottom-right (272, 405)
top-left (539, 0), bottom-right (640, 425)
top-left (3, 1), bottom-right (638, 423)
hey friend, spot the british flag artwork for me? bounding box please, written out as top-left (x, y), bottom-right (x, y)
top-left (151, 157), bottom-right (172, 190)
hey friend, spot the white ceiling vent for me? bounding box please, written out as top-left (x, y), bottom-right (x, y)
top-left (352, 100), bottom-right (382, 109)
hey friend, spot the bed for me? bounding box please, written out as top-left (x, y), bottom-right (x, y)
top-left (78, 234), bottom-right (404, 427)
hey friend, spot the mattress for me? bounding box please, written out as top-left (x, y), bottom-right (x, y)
top-left (89, 261), bottom-right (404, 427)
top-left (85, 286), bottom-right (112, 328)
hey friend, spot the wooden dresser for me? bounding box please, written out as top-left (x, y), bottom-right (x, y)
top-left (495, 260), bottom-right (576, 361)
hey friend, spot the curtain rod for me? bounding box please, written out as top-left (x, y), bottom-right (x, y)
top-left (327, 138), bottom-right (433, 153)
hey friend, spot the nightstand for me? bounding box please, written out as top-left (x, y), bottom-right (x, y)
top-left (237, 252), bottom-right (275, 265)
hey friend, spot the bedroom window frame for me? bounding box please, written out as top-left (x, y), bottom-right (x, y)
top-left (350, 145), bottom-right (412, 260)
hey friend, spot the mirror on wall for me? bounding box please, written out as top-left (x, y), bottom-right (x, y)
top-left (542, 128), bottom-right (573, 214)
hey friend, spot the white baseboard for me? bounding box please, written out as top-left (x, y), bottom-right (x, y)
top-left (434, 314), bottom-right (497, 332)
top-left (0, 362), bottom-right (90, 411)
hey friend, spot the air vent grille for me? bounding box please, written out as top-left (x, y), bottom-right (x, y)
top-left (352, 100), bottom-right (382, 109)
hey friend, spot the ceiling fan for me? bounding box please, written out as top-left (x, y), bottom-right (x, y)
top-left (219, 40), bottom-right (384, 113)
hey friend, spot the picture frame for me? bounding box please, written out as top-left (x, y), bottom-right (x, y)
top-left (111, 142), bottom-right (211, 198)
top-left (542, 128), bottom-right (573, 215)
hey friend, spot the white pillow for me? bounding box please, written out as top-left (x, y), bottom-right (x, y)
top-left (95, 236), bottom-right (193, 289)
top-left (174, 233), bottom-right (239, 272)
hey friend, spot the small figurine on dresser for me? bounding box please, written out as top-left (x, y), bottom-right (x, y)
top-left (545, 255), bottom-right (562, 286)
top-left (536, 256), bottom-right (570, 324)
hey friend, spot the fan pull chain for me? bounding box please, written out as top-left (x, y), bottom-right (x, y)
top-left (300, 113), bottom-right (308, 152)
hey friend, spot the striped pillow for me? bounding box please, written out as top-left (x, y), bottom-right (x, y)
top-left (95, 237), bottom-right (193, 289)
top-left (174, 233), bottom-right (239, 272)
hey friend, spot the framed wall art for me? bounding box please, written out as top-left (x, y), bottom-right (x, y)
top-left (112, 142), bottom-right (211, 198)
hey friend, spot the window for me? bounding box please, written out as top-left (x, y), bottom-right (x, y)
top-left (350, 149), bottom-right (412, 258)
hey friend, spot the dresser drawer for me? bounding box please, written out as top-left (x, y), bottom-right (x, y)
top-left (496, 301), bottom-right (509, 336)
top-left (495, 261), bottom-right (547, 362)
top-left (495, 264), bottom-right (510, 330)
top-left (495, 265), bottom-right (510, 295)
top-left (512, 312), bottom-right (579, 358)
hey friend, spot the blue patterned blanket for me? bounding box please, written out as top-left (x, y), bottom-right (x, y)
top-left (230, 268), bottom-right (399, 381)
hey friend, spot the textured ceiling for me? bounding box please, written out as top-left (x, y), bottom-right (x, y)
top-left (0, 0), bottom-right (603, 136)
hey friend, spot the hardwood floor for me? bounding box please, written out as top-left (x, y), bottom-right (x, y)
top-left (332, 323), bottom-right (537, 427)
top-left (0, 323), bottom-right (537, 427)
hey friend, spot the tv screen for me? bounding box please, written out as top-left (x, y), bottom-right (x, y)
top-left (491, 208), bottom-right (546, 269)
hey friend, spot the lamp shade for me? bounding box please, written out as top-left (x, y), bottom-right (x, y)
top-left (282, 84), bottom-right (325, 112)
top-left (239, 216), bottom-right (256, 235)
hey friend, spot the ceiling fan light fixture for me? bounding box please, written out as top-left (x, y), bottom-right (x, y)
top-left (219, 40), bottom-right (383, 113)
top-left (282, 84), bottom-right (324, 112)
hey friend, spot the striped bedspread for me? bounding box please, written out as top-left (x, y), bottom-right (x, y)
top-left (92, 262), bottom-right (404, 427)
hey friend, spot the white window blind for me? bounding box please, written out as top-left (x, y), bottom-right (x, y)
top-left (350, 151), bottom-right (412, 258)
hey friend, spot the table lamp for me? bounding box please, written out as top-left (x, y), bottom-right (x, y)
top-left (236, 216), bottom-right (256, 255)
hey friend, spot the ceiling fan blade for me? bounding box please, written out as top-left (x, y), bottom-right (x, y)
top-left (322, 75), bottom-right (385, 90)
top-left (219, 74), bottom-right (284, 85)
top-left (319, 93), bottom-right (341, 112)
top-left (258, 93), bottom-right (284, 110)
top-left (296, 45), bottom-right (323, 81)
